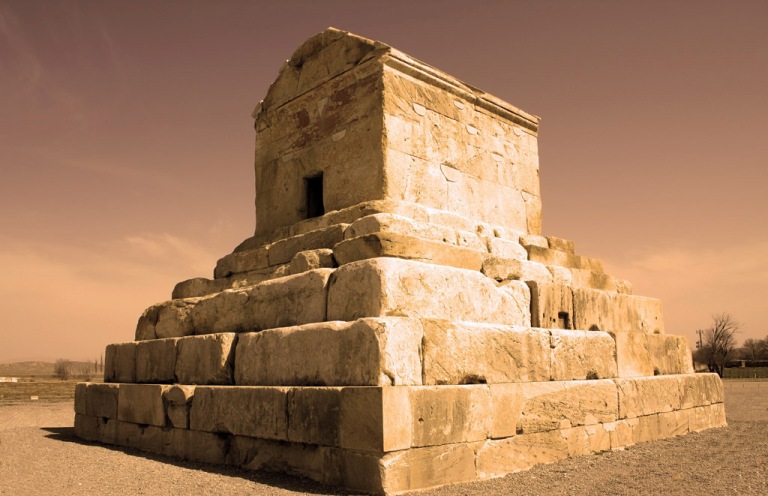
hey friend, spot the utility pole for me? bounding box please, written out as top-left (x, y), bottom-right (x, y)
top-left (696, 329), bottom-right (704, 350)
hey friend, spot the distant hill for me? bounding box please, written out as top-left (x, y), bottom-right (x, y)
top-left (0, 361), bottom-right (100, 377)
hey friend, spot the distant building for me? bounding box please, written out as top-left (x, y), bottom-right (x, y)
top-left (0, 377), bottom-right (18, 383)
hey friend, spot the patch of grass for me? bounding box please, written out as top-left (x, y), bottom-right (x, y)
top-left (0, 380), bottom-right (80, 403)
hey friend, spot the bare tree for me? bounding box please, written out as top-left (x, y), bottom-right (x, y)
top-left (54, 359), bottom-right (73, 381)
top-left (701, 313), bottom-right (740, 377)
top-left (81, 361), bottom-right (92, 381)
top-left (740, 338), bottom-right (763, 362)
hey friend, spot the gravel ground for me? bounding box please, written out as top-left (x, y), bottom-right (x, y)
top-left (0, 381), bottom-right (765, 496)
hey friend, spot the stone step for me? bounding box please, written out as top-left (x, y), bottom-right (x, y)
top-left (75, 374), bottom-right (725, 494)
top-left (110, 318), bottom-right (695, 387)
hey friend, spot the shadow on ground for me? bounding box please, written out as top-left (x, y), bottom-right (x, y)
top-left (41, 427), bottom-right (352, 495)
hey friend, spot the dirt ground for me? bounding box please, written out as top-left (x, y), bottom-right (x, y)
top-left (0, 380), bottom-right (765, 496)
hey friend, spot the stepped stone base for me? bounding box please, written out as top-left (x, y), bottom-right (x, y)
top-left (75, 374), bottom-right (725, 495)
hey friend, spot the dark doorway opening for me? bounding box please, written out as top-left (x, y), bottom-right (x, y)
top-left (305, 174), bottom-right (324, 218)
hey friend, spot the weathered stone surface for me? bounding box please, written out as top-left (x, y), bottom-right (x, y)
top-left (527, 246), bottom-right (604, 273)
top-left (188, 269), bottom-right (333, 335)
top-left (84, 383), bottom-right (119, 419)
top-left (165, 385), bottom-right (195, 429)
top-left (333, 232), bottom-right (483, 271)
top-left (104, 342), bottom-right (137, 383)
top-left (117, 384), bottom-right (170, 427)
top-left (679, 373), bottom-right (724, 408)
top-left (268, 225), bottom-right (348, 266)
top-left (339, 386), bottom-right (411, 452)
top-left (482, 257), bottom-right (553, 283)
top-left (328, 258), bottom-right (530, 325)
top-left (409, 386), bottom-right (491, 447)
top-left (689, 403), bottom-right (727, 432)
top-left (517, 380), bottom-right (618, 434)
top-left (74, 383), bottom-right (87, 415)
top-left (546, 236), bottom-right (575, 254)
top-left (344, 213), bottom-right (455, 245)
top-left (287, 388), bottom-right (341, 445)
top-left (487, 237), bottom-right (527, 260)
top-left (572, 288), bottom-right (665, 334)
top-left (189, 386), bottom-right (288, 440)
top-left (570, 268), bottom-right (617, 291)
top-left (476, 430), bottom-right (569, 478)
top-left (235, 318), bottom-right (423, 387)
top-left (74, 414), bottom-right (118, 444)
top-left (422, 321), bottom-right (550, 385)
top-left (612, 332), bottom-right (694, 377)
top-left (528, 281), bottom-right (573, 329)
top-left (214, 246), bottom-right (269, 279)
top-left (135, 299), bottom-right (200, 341)
top-left (289, 248), bottom-right (335, 274)
top-left (615, 375), bottom-right (682, 419)
top-left (519, 234), bottom-right (548, 249)
top-left (135, 338), bottom-right (178, 383)
top-left (550, 329), bottom-right (617, 380)
top-left (175, 333), bottom-right (236, 385)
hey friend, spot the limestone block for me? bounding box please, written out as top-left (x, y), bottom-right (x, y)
top-left (339, 386), bottom-right (412, 452)
top-left (214, 246), bottom-right (269, 279)
top-left (482, 256), bottom-right (553, 283)
top-left (657, 409), bottom-right (690, 438)
top-left (235, 318), bottom-right (423, 387)
top-left (165, 385), bottom-right (195, 429)
top-left (287, 388), bottom-right (341, 445)
top-left (229, 436), bottom-right (339, 486)
top-left (550, 329), bottom-right (617, 381)
top-left (189, 386), bottom-right (288, 440)
top-left (74, 414), bottom-right (117, 444)
top-left (455, 229), bottom-right (487, 252)
top-left (547, 265), bottom-right (573, 285)
top-left (164, 427), bottom-right (229, 464)
top-left (343, 213), bottom-right (454, 244)
top-left (689, 403), bottom-right (727, 432)
top-left (519, 234), bottom-right (548, 249)
top-left (679, 373), bottom-right (724, 408)
top-left (172, 277), bottom-right (229, 300)
top-left (487, 237), bottom-right (527, 260)
top-left (74, 383), bottom-right (87, 415)
top-left (341, 442), bottom-right (478, 495)
top-left (615, 376), bottom-right (682, 419)
top-left (570, 269), bottom-right (617, 291)
top-left (268, 225), bottom-right (347, 266)
top-left (333, 232), bottom-right (483, 271)
top-left (517, 380), bottom-right (618, 434)
top-left (421, 321), bottom-right (550, 385)
top-left (489, 383), bottom-right (524, 438)
top-left (289, 248), bottom-right (335, 274)
top-left (136, 299), bottom-right (200, 340)
top-left (611, 332), bottom-right (693, 377)
top-left (476, 430), bottom-right (569, 478)
top-left (135, 338), bottom-right (178, 383)
top-left (546, 236), bottom-right (575, 254)
top-left (84, 383), bottom-right (119, 419)
top-left (327, 258), bottom-right (529, 325)
top-left (117, 384), bottom-right (170, 427)
top-left (104, 342), bottom-right (137, 383)
top-left (528, 281), bottom-right (573, 329)
top-left (409, 386), bottom-right (491, 447)
top-left (604, 419), bottom-right (637, 449)
top-left (572, 288), bottom-right (665, 334)
top-left (175, 333), bottom-right (236, 385)
top-left (563, 424), bottom-right (611, 457)
top-left (189, 269), bottom-right (333, 334)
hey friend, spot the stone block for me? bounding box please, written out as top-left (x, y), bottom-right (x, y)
top-left (421, 320), bottom-right (550, 385)
top-left (563, 424), bottom-right (611, 457)
top-left (289, 248), bottom-right (335, 274)
top-left (135, 299), bottom-right (199, 341)
top-left (519, 234), bottom-right (548, 249)
top-left (328, 257), bottom-right (530, 325)
top-left (104, 342), bottom-right (137, 383)
top-left (171, 428), bottom-right (229, 464)
top-left (612, 332), bottom-right (694, 377)
top-left (572, 288), bottom-right (665, 334)
top-left (343, 213), bottom-right (454, 244)
top-left (214, 246), bottom-right (269, 278)
top-left (615, 375), bottom-right (682, 419)
top-left (268, 225), bottom-right (347, 266)
top-left (689, 403), bottom-right (727, 432)
top-left (74, 383), bottom-right (87, 415)
top-left (235, 318), bottom-right (423, 387)
top-left (517, 380), bottom-right (617, 434)
top-left (550, 329), bottom-right (617, 380)
top-left (482, 256), bottom-right (553, 283)
top-left (570, 268), bottom-right (617, 291)
top-left (135, 338), bottom-right (178, 383)
top-left (189, 386), bottom-right (288, 440)
top-left (409, 386), bottom-right (491, 447)
top-left (85, 383), bottom-right (119, 419)
top-left (476, 430), bottom-right (569, 478)
top-left (546, 236), bottom-right (575, 254)
top-left (117, 384), bottom-right (169, 427)
top-left (528, 281), bottom-right (573, 329)
top-left (339, 386), bottom-right (412, 452)
top-left (175, 333), bottom-right (237, 385)
top-left (487, 237), bottom-right (528, 260)
top-left (333, 232), bottom-right (483, 271)
top-left (287, 388), bottom-right (341, 445)
top-left (74, 414), bottom-right (118, 444)
top-left (165, 385), bottom-right (195, 429)
top-left (678, 373), bottom-right (724, 409)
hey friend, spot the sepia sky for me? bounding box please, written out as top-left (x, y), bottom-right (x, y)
top-left (1, 0), bottom-right (766, 363)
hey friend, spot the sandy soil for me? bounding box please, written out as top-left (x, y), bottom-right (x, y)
top-left (0, 381), bottom-right (765, 496)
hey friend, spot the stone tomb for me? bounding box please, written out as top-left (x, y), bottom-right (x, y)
top-left (74, 28), bottom-right (725, 494)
